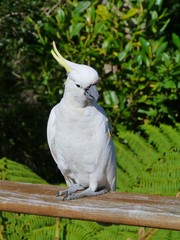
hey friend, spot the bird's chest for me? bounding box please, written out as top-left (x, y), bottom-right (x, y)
top-left (57, 121), bottom-right (94, 151)
top-left (55, 105), bottom-right (97, 170)
top-left (57, 105), bottom-right (95, 138)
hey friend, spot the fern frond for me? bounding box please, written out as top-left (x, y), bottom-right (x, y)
top-left (116, 124), bottom-right (180, 196)
top-left (175, 123), bottom-right (180, 132)
top-left (115, 141), bottom-right (144, 173)
top-left (119, 131), bottom-right (159, 164)
top-left (95, 224), bottom-right (139, 240)
top-left (0, 157), bottom-right (46, 184)
top-left (26, 215), bottom-right (55, 231)
top-left (160, 124), bottom-right (180, 150)
top-left (149, 229), bottom-right (180, 240)
top-left (27, 225), bottom-right (56, 240)
top-left (71, 220), bottom-right (103, 235)
top-left (141, 125), bottom-right (172, 154)
top-left (65, 221), bottom-right (96, 240)
top-left (134, 150), bottom-right (180, 196)
top-left (115, 141), bottom-right (145, 191)
top-left (166, 230), bottom-right (180, 240)
top-left (95, 229), bottom-right (118, 240)
top-left (116, 168), bottom-right (134, 191)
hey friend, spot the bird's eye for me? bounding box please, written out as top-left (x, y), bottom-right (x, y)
top-left (76, 84), bottom-right (81, 88)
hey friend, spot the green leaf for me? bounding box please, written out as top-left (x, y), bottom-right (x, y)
top-left (155, 0), bottom-right (163, 7)
top-left (96, 4), bottom-right (111, 20)
top-left (160, 18), bottom-right (170, 32)
top-left (172, 70), bottom-right (180, 76)
top-left (118, 51), bottom-right (126, 61)
top-left (73, 1), bottom-right (91, 16)
top-left (161, 52), bottom-right (170, 65)
top-left (43, 23), bottom-right (56, 35)
top-left (102, 36), bottom-right (112, 50)
top-left (103, 90), bottom-right (119, 106)
top-left (156, 41), bottom-right (168, 57)
top-left (175, 51), bottom-right (180, 63)
top-left (139, 37), bottom-right (150, 49)
top-left (121, 8), bottom-right (138, 19)
top-left (172, 33), bottom-right (180, 49)
top-left (69, 22), bottom-right (84, 38)
top-left (125, 42), bottom-right (132, 53)
top-left (134, 54), bottom-right (143, 65)
top-left (140, 52), bottom-right (151, 67)
top-left (163, 80), bottom-right (176, 89)
top-left (87, 6), bottom-right (95, 23)
top-left (139, 37), bottom-right (151, 57)
top-left (94, 21), bottom-right (105, 34)
top-left (148, 0), bottom-right (156, 10)
top-left (138, 108), bottom-right (158, 117)
top-left (151, 10), bottom-right (158, 20)
top-left (56, 8), bottom-right (65, 23)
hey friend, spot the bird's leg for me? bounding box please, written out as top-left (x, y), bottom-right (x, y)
top-left (56, 184), bottom-right (84, 200)
top-left (64, 187), bottom-right (108, 200)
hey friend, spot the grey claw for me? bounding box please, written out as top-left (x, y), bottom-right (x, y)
top-left (56, 191), bottom-right (61, 197)
top-left (62, 192), bottom-right (69, 201)
top-left (56, 190), bottom-right (67, 197)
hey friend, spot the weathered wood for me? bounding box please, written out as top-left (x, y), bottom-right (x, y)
top-left (0, 180), bottom-right (179, 230)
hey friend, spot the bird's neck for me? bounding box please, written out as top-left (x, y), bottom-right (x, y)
top-left (63, 90), bottom-right (92, 109)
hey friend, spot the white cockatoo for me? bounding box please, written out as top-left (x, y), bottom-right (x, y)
top-left (47, 41), bottom-right (116, 200)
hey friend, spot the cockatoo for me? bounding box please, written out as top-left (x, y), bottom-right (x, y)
top-left (47, 41), bottom-right (116, 200)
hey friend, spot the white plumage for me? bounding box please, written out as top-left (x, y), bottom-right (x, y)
top-left (47, 42), bottom-right (116, 200)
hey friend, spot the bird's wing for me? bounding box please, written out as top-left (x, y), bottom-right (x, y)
top-left (91, 103), bottom-right (116, 191)
top-left (47, 105), bottom-right (72, 186)
top-left (47, 107), bottom-right (58, 164)
top-left (106, 139), bottom-right (116, 191)
top-left (106, 117), bottom-right (116, 190)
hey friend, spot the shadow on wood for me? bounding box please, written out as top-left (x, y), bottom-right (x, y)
top-left (0, 180), bottom-right (179, 230)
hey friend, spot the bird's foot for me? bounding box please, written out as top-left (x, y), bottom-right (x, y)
top-left (64, 187), bottom-right (108, 200)
top-left (56, 184), bottom-right (84, 200)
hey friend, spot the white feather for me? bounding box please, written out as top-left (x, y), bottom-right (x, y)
top-left (47, 47), bottom-right (116, 195)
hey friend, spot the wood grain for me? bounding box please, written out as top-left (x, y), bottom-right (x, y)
top-left (0, 180), bottom-right (179, 230)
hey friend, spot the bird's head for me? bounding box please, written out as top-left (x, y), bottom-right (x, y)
top-left (51, 41), bottom-right (99, 104)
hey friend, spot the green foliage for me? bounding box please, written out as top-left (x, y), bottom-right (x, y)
top-left (0, 0), bottom-right (180, 183)
top-left (0, 0), bottom-right (180, 238)
top-left (0, 123), bottom-right (180, 239)
top-left (116, 124), bottom-right (180, 196)
top-left (1, 212), bottom-right (57, 240)
top-left (0, 158), bottom-right (55, 240)
top-left (0, 157), bottom-right (46, 183)
top-left (0, 0), bottom-right (179, 238)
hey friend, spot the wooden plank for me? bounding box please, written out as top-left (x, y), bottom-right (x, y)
top-left (0, 180), bottom-right (179, 230)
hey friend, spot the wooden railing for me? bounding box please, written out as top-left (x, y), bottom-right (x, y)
top-left (0, 180), bottom-right (179, 230)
